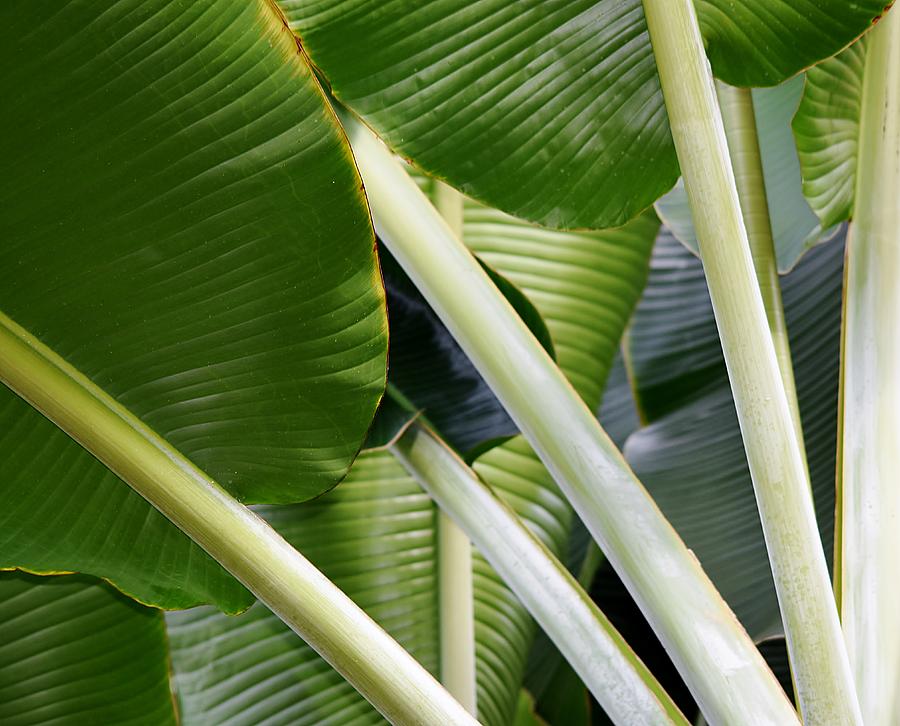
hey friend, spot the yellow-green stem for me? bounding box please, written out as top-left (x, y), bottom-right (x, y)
top-left (840, 9), bottom-right (900, 725)
top-left (0, 312), bottom-right (476, 726)
top-left (433, 180), bottom-right (478, 715)
top-left (641, 0), bottom-right (860, 723)
top-left (346, 116), bottom-right (797, 725)
top-left (576, 540), bottom-right (604, 590)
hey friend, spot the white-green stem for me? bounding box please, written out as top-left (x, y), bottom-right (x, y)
top-left (840, 9), bottom-right (900, 725)
top-left (0, 312), bottom-right (476, 726)
top-left (391, 422), bottom-right (689, 726)
top-left (433, 180), bottom-right (477, 714)
top-left (347, 117), bottom-right (797, 725)
top-left (716, 81), bottom-right (807, 470)
top-left (641, 1), bottom-right (860, 723)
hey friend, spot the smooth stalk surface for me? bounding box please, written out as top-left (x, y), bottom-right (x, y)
top-left (642, 1), bottom-right (860, 723)
top-left (0, 312), bottom-right (476, 726)
top-left (716, 81), bottom-right (807, 468)
top-left (391, 423), bottom-right (688, 726)
top-left (840, 9), bottom-right (900, 724)
top-left (433, 180), bottom-right (477, 714)
top-left (576, 541), bottom-right (604, 590)
top-left (347, 117), bottom-right (797, 725)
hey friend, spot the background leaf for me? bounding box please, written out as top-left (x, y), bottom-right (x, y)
top-left (793, 40), bottom-right (866, 228)
top-left (0, 0), bottom-right (386, 611)
top-left (622, 228), bottom-right (844, 638)
top-left (380, 245), bottom-right (553, 455)
top-left (0, 571), bottom-right (176, 725)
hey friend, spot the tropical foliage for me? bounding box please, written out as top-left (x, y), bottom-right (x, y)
top-left (1, 1), bottom-right (897, 724)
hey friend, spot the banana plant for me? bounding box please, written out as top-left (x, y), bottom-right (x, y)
top-left (2, 0), bottom-right (897, 724)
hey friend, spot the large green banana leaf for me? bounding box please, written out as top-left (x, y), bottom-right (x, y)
top-left (0, 571), bottom-right (176, 725)
top-left (793, 41), bottom-right (867, 228)
top-left (622, 228), bottom-right (844, 638)
top-left (0, 0), bottom-right (386, 612)
top-left (656, 76), bottom-right (836, 273)
top-left (279, 0), bottom-right (885, 229)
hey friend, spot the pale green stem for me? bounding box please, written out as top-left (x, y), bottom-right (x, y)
top-left (716, 81), bottom-right (806, 706)
top-left (716, 81), bottom-right (808, 472)
top-left (432, 180), bottom-right (477, 715)
top-left (641, 1), bottom-right (860, 723)
top-left (437, 515), bottom-right (476, 713)
top-left (391, 422), bottom-right (689, 726)
top-left (840, 9), bottom-right (900, 725)
top-left (0, 312), bottom-right (476, 726)
top-left (346, 117), bottom-right (797, 725)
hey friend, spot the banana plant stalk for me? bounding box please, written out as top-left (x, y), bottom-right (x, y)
top-left (641, 0), bottom-right (860, 722)
top-left (346, 118), bottom-right (797, 724)
top-left (840, 8), bottom-right (900, 724)
top-left (433, 180), bottom-right (478, 714)
top-left (715, 81), bottom-right (807, 468)
top-left (391, 422), bottom-right (689, 726)
top-left (0, 312), bottom-right (476, 726)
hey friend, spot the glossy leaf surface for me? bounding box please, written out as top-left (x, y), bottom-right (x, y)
top-left (0, 0), bottom-right (386, 610)
top-left (695, 1), bottom-right (884, 86)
